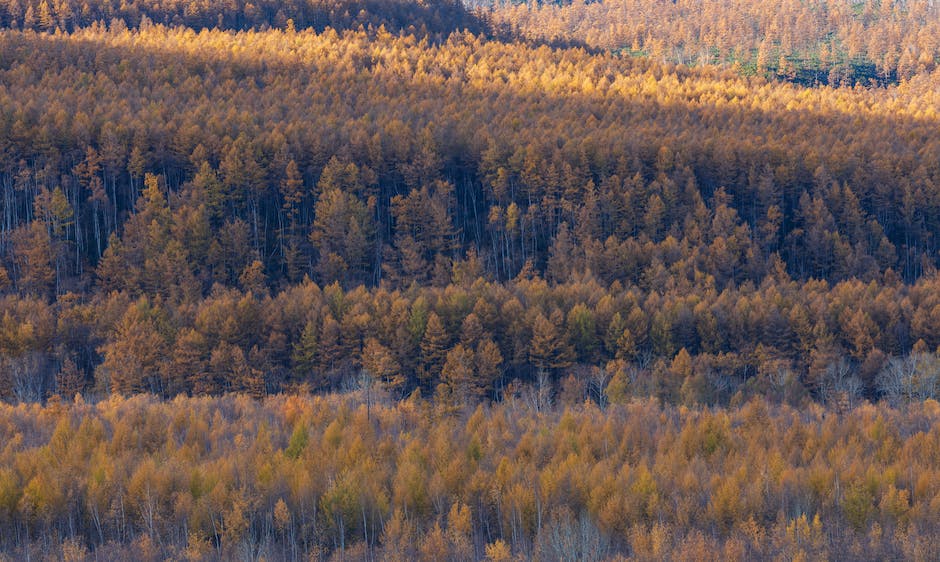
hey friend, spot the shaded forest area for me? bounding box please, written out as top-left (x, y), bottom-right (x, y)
top-left (0, 0), bottom-right (490, 38)
top-left (2, 394), bottom-right (940, 560)
top-left (0, 22), bottom-right (939, 404)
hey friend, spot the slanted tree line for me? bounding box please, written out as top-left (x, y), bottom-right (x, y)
top-left (1, 394), bottom-right (940, 560)
top-left (483, 0), bottom-right (940, 85)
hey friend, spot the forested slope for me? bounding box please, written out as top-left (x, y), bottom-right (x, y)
top-left (483, 0), bottom-right (940, 85)
top-left (2, 0), bottom-right (940, 559)
top-left (1, 24), bottom-right (940, 403)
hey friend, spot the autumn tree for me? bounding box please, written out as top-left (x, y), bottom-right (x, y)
top-left (97, 297), bottom-right (169, 395)
top-left (530, 311), bottom-right (574, 374)
top-left (311, 160), bottom-right (375, 286)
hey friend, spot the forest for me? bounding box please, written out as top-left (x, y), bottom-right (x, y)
top-left (3, 395), bottom-right (940, 560)
top-left (483, 0), bottom-right (940, 84)
top-left (0, 0), bottom-right (940, 558)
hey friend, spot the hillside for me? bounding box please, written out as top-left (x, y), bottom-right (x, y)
top-left (1, 0), bottom-right (940, 559)
top-left (0, 25), bottom-right (939, 403)
top-left (484, 0), bottom-right (940, 85)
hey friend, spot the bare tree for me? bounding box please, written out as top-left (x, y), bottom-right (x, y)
top-left (535, 507), bottom-right (610, 562)
top-left (0, 352), bottom-right (53, 403)
top-left (878, 353), bottom-right (940, 406)
top-left (587, 366), bottom-right (610, 408)
top-left (522, 369), bottom-right (554, 414)
top-left (818, 357), bottom-right (863, 410)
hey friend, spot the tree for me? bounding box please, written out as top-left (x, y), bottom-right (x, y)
top-left (173, 328), bottom-right (210, 395)
top-left (475, 338), bottom-right (504, 399)
top-left (878, 353), bottom-right (939, 405)
top-left (420, 312), bottom-right (449, 388)
top-left (485, 539), bottom-right (512, 561)
top-left (389, 182), bottom-right (456, 284)
top-left (292, 319), bottom-right (319, 380)
top-left (566, 303), bottom-right (598, 363)
top-left (55, 357), bottom-right (85, 399)
top-left (37, 0), bottom-right (54, 30)
top-left (11, 222), bottom-right (55, 297)
top-left (604, 359), bottom-right (640, 405)
top-left (362, 337), bottom-right (404, 395)
top-left (239, 259), bottom-right (267, 295)
top-left (311, 175), bottom-right (374, 285)
top-left (97, 297), bottom-right (168, 395)
top-left (459, 313), bottom-right (485, 348)
top-left (281, 159), bottom-right (305, 226)
top-left (441, 344), bottom-right (477, 403)
top-left (547, 223), bottom-right (577, 282)
top-left (530, 311), bottom-right (574, 373)
top-left (208, 342), bottom-right (255, 394)
top-left (318, 314), bottom-right (344, 376)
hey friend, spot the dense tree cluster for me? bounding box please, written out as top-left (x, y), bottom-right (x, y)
top-left (1, 394), bottom-right (939, 560)
top-left (484, 0), bottom-right (940, 84)
top-left (14, 259), bottom-right (940, 407)
top-left (0, 24), bottom-right (939, 403)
